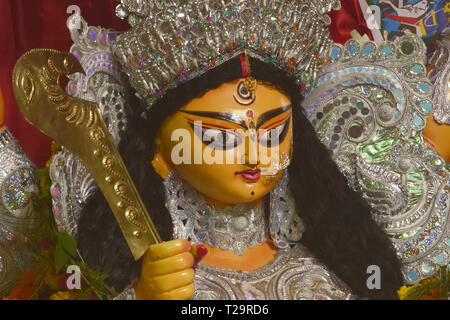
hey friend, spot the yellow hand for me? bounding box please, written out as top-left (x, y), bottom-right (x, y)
top-left (135, 239), bottom-right (196, 300)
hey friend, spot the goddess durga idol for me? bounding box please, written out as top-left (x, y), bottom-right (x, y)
top-left (1, 0), bottom-right (449, 300)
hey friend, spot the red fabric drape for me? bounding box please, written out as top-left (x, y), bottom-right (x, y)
top-left (0, 0), bottom-right (370, 167)
top-left (0, 0), bottom-right (128, 167)
top-left (329, 0), bottom-right (373, 44)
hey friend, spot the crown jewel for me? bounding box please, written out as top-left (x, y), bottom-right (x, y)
top-left (114, 0), bottom-right (341, 113)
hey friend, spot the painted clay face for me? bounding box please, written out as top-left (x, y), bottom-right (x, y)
top-left (155, 78), bottom-right (293, 206)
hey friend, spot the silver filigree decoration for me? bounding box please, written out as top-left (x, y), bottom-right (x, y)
top-left (164, 171), bottom-right (304, 255)
top-left (163, 171), bottom-right (268, 255)
top-left (49, 16), bottom-right (132, 236)
top-left (67, 15), bottom-right (128, 143)
top-left (49, 149), bottom-right (97, 236)
top-left (193, 244), bottom-right (354, 300)
top-left (113, 287), bottom-right (136, 300)
top-left (0, 128), bottom-right (41, 298)
top-left (270, 172), bottom-right (304, 248)
top-left (114, 0), bottom-right (341, 113)
top-left (428, 33), bottom-right (449, 125)
top-left (356, 157), bottom-right (409, 221)
top-left (304, 34), bottom-right (449, 284)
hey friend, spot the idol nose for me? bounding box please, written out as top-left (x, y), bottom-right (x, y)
top-left (243, 129), bottom-right (259, 166)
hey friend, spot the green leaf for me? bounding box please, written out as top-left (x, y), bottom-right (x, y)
top-left (53, 232), bottom-right (77, 273)
top-left (35, 167), bottom-right (49, 175)
top-left (54, 241), bottom-right (70, 273)
top-left (58, 232), bottom-right (77, 258)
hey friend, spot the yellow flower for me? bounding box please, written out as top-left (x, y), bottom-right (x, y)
top-left (39, 176), bottom-right (49, 196)
top-left (397, 285), bottom-right (413, 300)
top-left (44, 141), bottom-right (60, 168)
top-left (50, 291), bottom-right (73, 300)
top-left (398, 277), bottom-right (440, 300)
top-left (44, 268), bottom-right (60, 291)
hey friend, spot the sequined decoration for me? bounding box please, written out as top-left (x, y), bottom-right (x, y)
top-left (67, 15), bottom-right (129, 143)
top-left (163, 171), bottom-right (304, 255)
top-left (428, 33), bottom-right (450, 125)
top-left (163, 171), bottom-right (268, 255)
top-left (304, 34), bottom-right (449, 284)
top-left (241, 281), bottom-right (266, 300)
top-left (50, 16), bottom-right (132, 237)
top-left (2, 169), bottom-right (33, 214)
top-left (0, 128), bottom-right (41, 298)
top-left (192, 244), bottom-right (354, 300)
top-left (270, 172), bottom-right (304, 248)
top-left (0, 129), bottom-right (40, 218)
top-left (114, 0), bottom-right (341, 115)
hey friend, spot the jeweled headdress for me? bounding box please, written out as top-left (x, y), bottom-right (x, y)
top-left (113, 0), bottom-right (341, 114)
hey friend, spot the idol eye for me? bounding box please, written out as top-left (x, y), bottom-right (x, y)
top-left (258, 120), bottom-right (290, 147)
top-left (201, 127), bottom-right (242, 150)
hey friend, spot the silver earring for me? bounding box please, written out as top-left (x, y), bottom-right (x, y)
top-left (269, 172), bottom-right (305, 249)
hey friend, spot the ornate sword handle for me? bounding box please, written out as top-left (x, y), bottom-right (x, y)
top-left (12, 49), bottom-right (161, 260)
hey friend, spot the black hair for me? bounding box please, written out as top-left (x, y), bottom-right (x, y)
top-left (76, 55), bottom-right (404, 299)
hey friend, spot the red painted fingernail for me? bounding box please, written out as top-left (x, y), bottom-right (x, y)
top-left (193, 245), bottom-right (208, 268)
top-left (195, 245), bottom-right (208, 260)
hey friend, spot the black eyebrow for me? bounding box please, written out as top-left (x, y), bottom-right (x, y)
top-left (181, 110), bottom-right (248, 130)
top-left (256, 105), bottom-right (292, 129)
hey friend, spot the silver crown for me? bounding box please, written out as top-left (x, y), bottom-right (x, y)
top-left (113, 0), bottom-right (341, 114)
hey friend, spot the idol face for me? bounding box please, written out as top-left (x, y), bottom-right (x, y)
top-left (157, 78), bottom-right (293, 205)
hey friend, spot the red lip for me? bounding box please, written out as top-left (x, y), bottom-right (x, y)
top-left (235, 169), bottom-right (261, 180)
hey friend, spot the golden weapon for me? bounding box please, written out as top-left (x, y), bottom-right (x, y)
top-left (12, 49), bottom-right (161, 260)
